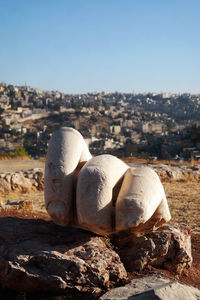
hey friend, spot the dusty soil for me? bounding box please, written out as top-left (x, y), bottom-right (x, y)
top-left (0, 159), bottom-right (45, 172)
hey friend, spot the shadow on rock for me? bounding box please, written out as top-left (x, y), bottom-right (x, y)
top-left (0, 217), bottom-right (127, 297)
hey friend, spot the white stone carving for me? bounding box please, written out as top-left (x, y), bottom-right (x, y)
top-left (115, 166), bottom-right (171, 233)
top-left (44, 127), bottom-right (92, 226)
top-left (45, 127), bottom-right (171, 235)
top-left (76, 154), bottom-right (129, 235)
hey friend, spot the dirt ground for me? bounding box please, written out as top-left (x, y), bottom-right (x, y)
top-left (0, 159), bottom-right (45, 172)
top-left (0, 159), bottom-right (200, 293)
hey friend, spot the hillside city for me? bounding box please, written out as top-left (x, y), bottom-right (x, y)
top-left (0, 82), bottom-right (200, 161)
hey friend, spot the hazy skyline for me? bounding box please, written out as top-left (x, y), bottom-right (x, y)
top-left (0, 0), bottom-right (200, 94)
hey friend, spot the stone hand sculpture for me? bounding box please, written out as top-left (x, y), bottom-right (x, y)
top-left (45, 127), bottom-right (92, 226)
top-left (45, 127), bottom-right (171, 235)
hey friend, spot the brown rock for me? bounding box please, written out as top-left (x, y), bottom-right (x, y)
top-left (100, 274), bottom-right (200, 300)
top-left (0, 217), bottom-right (127, 296)
top-left (33, 170), bottom-right (44, 190)
top-left (0, 177), bottom-right (11, 192)
top-left (0, 170), bottom-right (44, 193)
top-left (111, 223), bottom-right (192, 274)
top-left (11, 172), bottom-right (32, 192)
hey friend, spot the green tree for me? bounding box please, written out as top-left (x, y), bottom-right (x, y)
top-left (15, 145), bottom-right (29, 157)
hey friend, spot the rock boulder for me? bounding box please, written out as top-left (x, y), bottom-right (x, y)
top-left (111, 223), bottom-right (192, 274)
top-left (100, 274), bottom-right (200, 300)
top-left (0, 217), bottom-right (127, 297)
top-left (0, 218), bottom-right (193, 298)
top-left (0, 168), bottom-right (44, 193)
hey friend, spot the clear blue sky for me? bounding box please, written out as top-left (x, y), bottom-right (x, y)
top-left (0, 0), bottom-right (199, 94)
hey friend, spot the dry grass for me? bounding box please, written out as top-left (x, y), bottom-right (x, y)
top-left (0, 159), bottom-right (45, 172)
top-left (0, 190), bottom-right (45, 212)
top-left (163, 181), bottom-right (200, 232)
top-left (122, 157), bottom-right (200, 166)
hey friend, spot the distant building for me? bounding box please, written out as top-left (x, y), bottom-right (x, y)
top-left (110, 125), bottom-right (121, 135)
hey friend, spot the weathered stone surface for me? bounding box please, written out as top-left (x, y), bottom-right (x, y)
top-left (128, 163), bottom-right (200, 181)
top-left (115, 166), bottom-right (171, 233)
top-left (11, 172), bottom-right (35, 192)
top-left (76, 154), bottom-right (129, 235)
top-left (111, 223), bottom-right (192, 274)
top-left (100, 274), bottom-right (200, 300)
top-left (0, 168), bottom-right (44, 193)
top-left (45, 127), bottom-right (92, 227)
top-left (43, 128), bottom-right (171, 235)
top-left (151, 164), bottom-right (200, 181)
top-left (44, 128), bottom-right (171, 235)
top-left (0, 217), bottom-right (127, 295)
top-left (0, 177), bottom-right (11, 192)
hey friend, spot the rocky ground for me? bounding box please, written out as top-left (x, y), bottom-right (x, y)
top-left (0, 159), bottom-right (200, 299)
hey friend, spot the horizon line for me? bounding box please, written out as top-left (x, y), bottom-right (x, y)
top-left (1, 81), bottom-right (200, 96)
